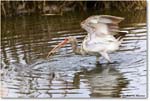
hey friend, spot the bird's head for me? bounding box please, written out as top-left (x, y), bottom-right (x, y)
top-left (47, 36), bottom-right (76, 58)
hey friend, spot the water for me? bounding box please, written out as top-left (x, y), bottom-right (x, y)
top-left (1, 10), bottom-right (147, 98)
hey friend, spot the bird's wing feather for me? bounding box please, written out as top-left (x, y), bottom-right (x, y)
top-left (81, 15), bottom-right (124, 37)
top-left (96, 15), bottom-right (124, 35)
top-left (98, 15), bottom-right (124, 24)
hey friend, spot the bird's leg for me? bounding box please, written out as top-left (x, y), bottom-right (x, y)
top-left (96, 56), bottom-right (100, 64)
top-left (99, 51), bottom-right (112, 63)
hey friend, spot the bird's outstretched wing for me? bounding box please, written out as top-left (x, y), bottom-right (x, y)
top-left (81, 15), bottom-right (124, 37)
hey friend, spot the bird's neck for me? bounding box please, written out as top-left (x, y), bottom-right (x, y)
top-left (70, 38), bottom-right (81, 55)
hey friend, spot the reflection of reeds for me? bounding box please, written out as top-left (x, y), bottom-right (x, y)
top-left (120, 10), bottom-right (146, 27)
top-left (1, 1), bottom-right (146, 17)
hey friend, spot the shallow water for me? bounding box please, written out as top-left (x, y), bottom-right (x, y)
top-left (1, 10), bottom-right (147, 98)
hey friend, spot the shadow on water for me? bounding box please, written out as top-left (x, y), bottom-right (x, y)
top-left (1, 10), bottom-right (147, 98)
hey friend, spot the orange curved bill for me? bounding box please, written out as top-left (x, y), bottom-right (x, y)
top-left (47, 38), bottom-right (68, 58)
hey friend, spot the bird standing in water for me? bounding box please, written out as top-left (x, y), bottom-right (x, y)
top-left (47, 15), bottom-right (127, 64)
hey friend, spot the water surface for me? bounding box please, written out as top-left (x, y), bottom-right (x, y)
top-left (1, 10), bottom-right (147, 98)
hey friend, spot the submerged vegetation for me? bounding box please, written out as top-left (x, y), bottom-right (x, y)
top-left (1, 1), bottom-right (146, 17)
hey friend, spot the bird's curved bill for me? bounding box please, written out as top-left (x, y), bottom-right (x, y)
top-left (47, 38), bottom-right (68, 58)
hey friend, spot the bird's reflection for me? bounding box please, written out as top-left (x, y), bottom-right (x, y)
top-left (82, 63), bottom-right (129, 98)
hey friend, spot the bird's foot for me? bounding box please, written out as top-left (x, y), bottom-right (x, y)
top-left (96, 60), bottom-right (119, 66)
top-left (108, 61), bottom-right (119, 64)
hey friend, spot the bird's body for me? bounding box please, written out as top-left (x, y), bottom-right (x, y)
top-left (67, 34), bottom-right (123, 63)
top-left (82, 35), bottom-right (120, 53)
top-left (47, 15), bottom-right (127, 63)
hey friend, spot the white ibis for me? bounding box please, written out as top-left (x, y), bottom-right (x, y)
top-left (47, 15), bottom-right (127, 63)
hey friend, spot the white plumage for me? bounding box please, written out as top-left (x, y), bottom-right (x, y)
top-left (47, 15), bottom-right (127, 63)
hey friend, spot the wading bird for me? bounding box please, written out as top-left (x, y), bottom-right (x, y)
top-left (47, 15), bottom-right (127, 64)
